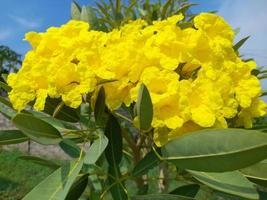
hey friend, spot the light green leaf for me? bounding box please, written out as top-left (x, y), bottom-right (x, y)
top-left (241, 161), bottom-right (267, 187)
top-left (23, 156), bottom-right (84, 200)
top-left (189, 170), bottom-right (258, 200)
top-left (136, 84), bottom-right (153, 131)
top-left (0, 130), bottom-right (28, 145)
top-left (84, 132), bottom-right (108, 165)
top-left (12, 113), bottom-right (62, 145)
top-left (71, 1), bottom-right (81, 20)
top-left (162, 129), bottom-right (267, 172)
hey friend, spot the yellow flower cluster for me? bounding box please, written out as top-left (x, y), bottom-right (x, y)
top-left (7, 13), bottom-right (266, 146)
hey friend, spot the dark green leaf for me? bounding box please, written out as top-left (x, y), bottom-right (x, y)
top-left (170, 184), bottom-right (200, 198)
top-left (18, 156), bottom-right (60, 169)
top-left (107, 166), bottom-right (128, 200)
top-left (233, 36), bottom-right (250, 52)
top-left (0, 81), bottom-right (11, 92)
top-left (0, 130), bottom-right (28, 145)
top-left (136, 84), bottom-right (153, 131)
top-left (65, 173), bottom-right (89, 200)
top-left (189, 170), bottom-right (258, 200)
top-left (105, 115), bottom-right (123, 165)
top-left (105, 115), bottom-right (127, 200)
top-left (12, 113), bottom-right (62, 145)
top-left (94, 87), bottom-right (106, 126)
top-left (162, 129), bottom-right (267, 172)
top-left (43, 97), bottom-right (80, 123)
top-left (132, 150), bottom-right (160, 177)
top-left (59, 139), bottom-right (81, 158)
top-left (132, 194), bottom-right (194, 200)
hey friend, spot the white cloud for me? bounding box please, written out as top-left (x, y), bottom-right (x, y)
top-left (218, 0), bottom-right (267, 67)
top-left (9, 15), bottom-right (41, 29)
top-left (0, 30), bottom-right (11, 41)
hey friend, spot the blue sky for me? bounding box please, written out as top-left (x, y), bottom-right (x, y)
top-left (0, 0), bottom-right (266, 68)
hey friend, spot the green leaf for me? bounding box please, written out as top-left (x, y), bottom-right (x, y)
top-left (12, 113), bottom-right (62, 145)
top-left (107, 166), bottom-right (128, 200)
top-left (170, 184), bottom-right (200, 198)
top-left (161, 128), bottom-right (267, 172)
top-left (0, 130), bottom-right (28, 145)
top-left (132, 150), bottom-right (160, 177)
top-left (94, 87), bottom-right (107, 126)
top-left (174, 3), bottom-right (198, 15)
top-left (0, 81), bottom-right (11, 92)
top-left (23, 157), bottom-right (84, 200)
top-left (65, 173), bottom-right (89, 200)
top-left (233, 36), bottom-right (250, 52)
top-left (84, 132), bottom-right (108, 165)
top-left (59, 139), bottom-right (81, 158)
top-left (136, 84), bottom-right (153, 131)
top-left (105, 115), bottom-right (123, 165)
top-left (189, 170), bottom-right (258, 200)
top-left (71, 1), bottom-right (81, 20)
top-left (241, 161), bottom-right (267, 187)
top-left (18, 156), bottom-right (60, 169)
top-left (0, 97), bottom-right (16, 119)
top-left (44, 97), bottom-right (80, 123)
top-left (132, 194), bottom-right (194, 200)
top-left (104, 115), bottom-right (127, 200)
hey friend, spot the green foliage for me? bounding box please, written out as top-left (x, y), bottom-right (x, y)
top-left (0, 1), bottom-right (266, 199)
top-left (161, 129), bottom-right (267, 172)
top-left (136, 84), bottom-right (153, 131)
top-left (12, 113), bottom-right (62, 145)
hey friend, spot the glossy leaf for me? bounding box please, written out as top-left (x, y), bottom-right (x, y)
top-left (23, 157), bottom-right (84, 200)
top-left (59, 139), bottom-right (81, 158)
top-left (132, 150), bottom-right (160, 177)
top-left (71, 1), bottom-right (81, 20)
top-left (162, 129), bottom-right (267, 172)
top-left (19, 156), bottom-right (59, 169)
top-left (65, 173), bottom-right (89, 200)
top-left (132, 194), bottom-right (194, 200)
top-left (84, 132), bottom-right (108, 165)
top-left (189, 170), bottom-right (258, 200)
top-left (12, 113), bottom-right (62, 145)
top-left (0, 130), bottom-right (28, 145)
top-left (241, 161), bottom-right (267, 187)
top-left (136, 84), bottom-right (153, 131)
